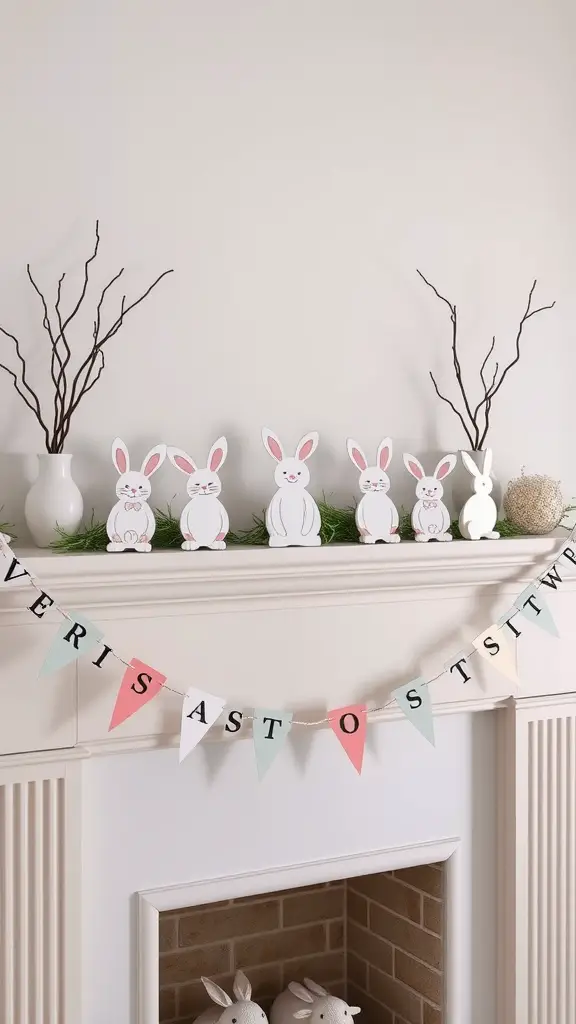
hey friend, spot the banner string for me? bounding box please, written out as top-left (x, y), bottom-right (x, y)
top-left (2, 531), bottom-right (572, 728)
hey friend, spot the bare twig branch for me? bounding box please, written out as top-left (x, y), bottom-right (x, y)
top-left (0, 328), bottom-right (51, 449)
top-left (429, 371), bottom-right (475, 448)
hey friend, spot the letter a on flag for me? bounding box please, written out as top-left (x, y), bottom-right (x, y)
top-left (328, 704), bottom-right (367, 774)
top-left (179, 687), bottom-right (226, 763)
top-left (108, 658), bottom-right (166, 731)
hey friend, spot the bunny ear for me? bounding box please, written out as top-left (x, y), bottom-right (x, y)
top-left (303, 979), bottom-right (328, 997)
top-left (349, 1008), bottom-right (361, 1015)
top-left (201, 977), bottom-right (233, 1008)
top-left (483, 448), bottom-right (493, 477)
top-left (288, 983), bottom-right (314, 1004)
top-left (208, 436), bottom-right (227, 473)
top-left (167, 446), bottom-right (197, 475)
top-left (294, 1011), bottom-right (313, 1019)
top-left (262, 427), bottom-right (284, 462)
top-left (296, 431), bottom-right (319, 462)
top-left (377, 437), bottom-right (393, 472)
top-left (112, 437), bottom-right (129, 475)
top-left (461, 451), bottom-right (481, 478)
top-left (433, 453), bottom-right (456, 481)
top-left (233, 970), bottom-right (252, 1001)
top-left (403, 453), bottom-right (424, 480)
top-left (141, 443), bottom-right (167, 478)
top-left (347, 439), bottom-right (367, 472)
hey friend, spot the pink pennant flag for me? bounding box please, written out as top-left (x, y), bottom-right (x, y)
top-left (329, 703), bottom-right (367, 774)
top-left (108, 658), bottom-right (167, 731)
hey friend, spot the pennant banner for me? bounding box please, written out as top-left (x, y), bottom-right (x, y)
top-left (40, 611), bottom-right (104, 676)
top-left (109, 658), bottom-right (167, 731)
top-left (393, 678), bottom-right (434, 746)
top-left (329, 704), bottom-right (367, 774)
top-left (253, 708), bottom-right (293, 779)
top-left (472, 624), bottom-right (518, 683)
top-left (515, 584), bottom-right (559, 638)
top-left (0, 541), bottom-right (36, 587)
top-left (180, 687), bottom-right (226, 762)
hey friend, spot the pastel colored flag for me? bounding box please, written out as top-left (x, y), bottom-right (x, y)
top-left (179, 687), bottom-right (226, 763)
top-left (40, 611), bottom-right (104, 676)
top-left (108, 658), bottom-right (166, 731)
top-left (444, 651), bottom-right (473, 685)
top-left (393, 678), bottom-right (434, 746)
top-left (329, 704), bottom-right (367, 774)
top-left (515, 584), bottom-right (559, 638)
top-left (472, 625), bottom-right (518, 683)
top-left (253, 708), bottom-right (293, 779)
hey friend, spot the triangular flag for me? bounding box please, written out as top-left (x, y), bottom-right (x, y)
top-left (472, 625), bottom-right (518, 683)
top-left (328, 704), bottom-right (367, 774)
top-left (179, 688), bottom-right (226, 763)
top-left (253, 708), bottom-right (293, 779)
top-left (40, 611), bottom-right (104, 676)
top-left (515, 584), bottom-right (559, 638)
top-left (393, 678), bottom-right (435, 746)
top-left (108, 658), bottom-right (166, 731)
top-left (0, 544), bottom-right (36, 587)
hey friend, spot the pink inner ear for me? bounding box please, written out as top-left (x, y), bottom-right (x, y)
top-left (267, 437), bottom-right (283, 461)
top-left (209, 448), bottom-right (223, 472)
top-left (379, 447), bottom-right (390, 470)
top-left (352, 447), bottom-right (367, 471)
top-left (143, 453), bottom-right (160, 477)
top-left (175, 455), bottom-right (195, 474)
top-left (115, 448), bottom-right (127, 474)
top-left (298, 439), bottom-right (314, 461)
top-left (436, 460), bottom-right (451, 480)
top-left (409, 460), bottom-right (423, 479)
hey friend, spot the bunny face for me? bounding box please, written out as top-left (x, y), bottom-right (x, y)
top-left (347, 437), bottom-right (393, 494)
top-left (289, 982), bottom-right (360, 1022)
top-left (202, 970), bottom-right (268, 1024)
top-left (111, 438), bottom-right (166, 501)
top-left (262, 428), bottom-right (319, 489)
top-left (403, 453), bottom-right (456, 500)
top-left (168, 437), bottom-right (227, 497)
top-left (461, 449), bottom-right (494, 495)
top-left (218, 1003), bottom-right (267, 1024)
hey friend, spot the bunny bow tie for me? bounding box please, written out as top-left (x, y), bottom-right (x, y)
top-left (124, 501), bottom-right (142, 511)
top-left (423, 500), bottom-right (439, 509)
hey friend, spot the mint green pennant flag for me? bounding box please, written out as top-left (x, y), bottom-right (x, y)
top-left (515, 584), bottom-right (559, 638)
top-left (253, 709), bottom-right (293, 779)
top-left (40, 610), bottom-right (104, 676)
top-left (393, 677), bottom-right (435, 746)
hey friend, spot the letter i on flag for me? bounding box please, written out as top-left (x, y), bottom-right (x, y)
top-left (40, 611), bottom-right (104, 676)
top-left (329, 704), bottom-right (367, 774)
top-left (253, 709), bottom-right (293, 779)
top-left (393, 679), bottom-right (435, 746)
top-left (108, 658), bottom-right (167, 731)
top-left (180, 688), bottom-right (226, 763)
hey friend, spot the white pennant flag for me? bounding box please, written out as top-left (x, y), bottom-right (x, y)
top-left (179, 687), bottom-right (226, 763)
top-left (472, 624), bottom-right (518, 684)
top-left (0, 537), bottom-right (37, 587)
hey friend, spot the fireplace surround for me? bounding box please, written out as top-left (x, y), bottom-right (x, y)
top-left (1, 537), bottom-right (576, 1024)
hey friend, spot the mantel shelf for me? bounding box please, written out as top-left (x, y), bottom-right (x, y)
top-left (3, 533), bottom-right (573, 616)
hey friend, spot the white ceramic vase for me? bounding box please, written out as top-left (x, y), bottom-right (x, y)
top-left (450, 449), bottom-right (502, 518)
top-left (24, 454), bottom-right (83, 548)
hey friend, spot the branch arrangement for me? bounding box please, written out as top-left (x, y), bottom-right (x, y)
top-left (0, 222), bottom-right (173, 452)
top-left (419, 270), bottom-right (556, 450)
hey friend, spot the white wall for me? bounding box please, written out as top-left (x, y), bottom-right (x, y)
top-left (0, 0), bottom-right (574, 536)
top-left (81, 711), bottom-right (496, 1024)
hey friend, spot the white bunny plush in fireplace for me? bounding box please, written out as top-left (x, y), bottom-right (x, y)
top-left (271, 978), bottom-right (360, 1023)
top-left (194, 970), bottom-right (269, 1024)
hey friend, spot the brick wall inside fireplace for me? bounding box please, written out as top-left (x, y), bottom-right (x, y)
top-left (159, 862), bottom-right (445, 1024)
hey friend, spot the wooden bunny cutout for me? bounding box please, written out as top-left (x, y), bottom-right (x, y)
top-left (106, 438), bottom-right (166, 552)
top-left (403, 453), bottom-right (456, 542)
top-left (194, 970), bottom-right (269, 1024)
top-left (347, 436), bottom-right (400, 543)
top-left (262, 428), bottom-right (321, 547)
top-left (167, 437), bottom-right (229, 550)
top-left (271, 978), bottom-right (360, 1023)
top-left (458, 449), bottom-right (500, 540)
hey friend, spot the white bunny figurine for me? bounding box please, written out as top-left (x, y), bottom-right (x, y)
top-left (458, 448), bottom-right (500, 540)
top-left (106, 438), bottom-right (167, 552)
top-left (262, 428), bottom-right (321, 547)
top-left (271, 978), bottom-right (360, 1024)
top-left (347, 436), bottom-right (400, 543)
top-left (194, 970), bottom-right (268, 1024)
top-left (167, 437), bottom-right (229, 550)
top-left (403, 453), bottom-right (457, 542)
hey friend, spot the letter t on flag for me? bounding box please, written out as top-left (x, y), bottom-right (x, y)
top-left (329, 704), bottom-right (367, 774)
top-left (253, 708), bottom-right (293, 779)
top-left (179, 688), bottom-right (226, 763)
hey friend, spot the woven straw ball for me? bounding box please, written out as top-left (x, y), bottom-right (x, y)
top-left (503, 472), bottom-right (564, 535)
